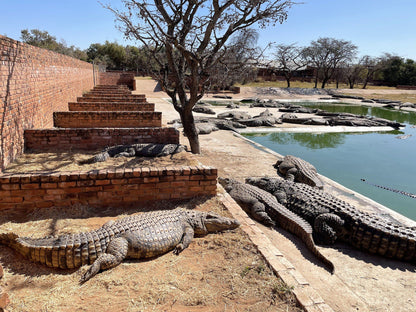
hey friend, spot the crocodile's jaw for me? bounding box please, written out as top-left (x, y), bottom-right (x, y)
top-left (203, 212), bottom-right (240, 233)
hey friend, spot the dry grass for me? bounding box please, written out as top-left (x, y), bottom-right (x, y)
top-left (236, 80), bottom-right (395, 90)
top-left (0, 197), bottom-right (302, 312)
top-left (3, 150), bottom-right (198, 174)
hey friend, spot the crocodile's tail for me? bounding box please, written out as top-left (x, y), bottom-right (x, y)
top-left (348, 216), bottom-right (416, 263)
top-left (276, 211), bottom-right (335, 274)
top-left (0, 230), bottom-right (111, 270)
top-left (78, 152), bottom-right (110, 165)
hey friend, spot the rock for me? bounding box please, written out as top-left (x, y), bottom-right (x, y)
top-left (0, 264), bottom-right (3, 279)
top-left (361, 99), bottom-right (374, 103)
top-left (0, 287), bottom-right (9, 310)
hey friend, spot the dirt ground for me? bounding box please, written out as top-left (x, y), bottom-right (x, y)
top-left (0, 197), bottom-right (301, 312)
top-left (1, 79), bottom-right (416, 312)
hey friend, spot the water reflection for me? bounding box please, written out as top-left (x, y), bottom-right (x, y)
top-left (300, 102), bottom-right (416, 125)
top-left (268, 132), bottom-right (346, 149)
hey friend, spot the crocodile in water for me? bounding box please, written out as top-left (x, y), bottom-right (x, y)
top-left (218, 177), bottom-right (334, 273)
top-left (246, 177), bottom-right (416, 263)
top-left (0, 209), bottom-right (240, 283)
top-left (79, 143), bottom-right (186, 165)
top-left (274, 155), bottom-right (324, 189)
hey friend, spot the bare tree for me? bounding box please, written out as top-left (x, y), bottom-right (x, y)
top-left (359, 55), bottom-right (378, 89)
top-left (208, 29), bottom-right (260, 90)
top-left (303, 37), bottom-right (357, 89)
top-left (273, 43), bottom-right (307, 88)
top-left (344, 62), bottom-right (364, 89)
top-left (105, 0), bottom-right (294, 153)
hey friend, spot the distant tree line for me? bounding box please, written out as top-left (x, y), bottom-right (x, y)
top-left (20, 29), bottom-right (416, 88)
top-left (272, 38), bottom-right (416, 88)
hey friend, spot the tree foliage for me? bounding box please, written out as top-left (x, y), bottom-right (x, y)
top-left (272, 43), bottom-right (307, 88)
top-left (20, 29), bottom-right (88, 61)
top-left (106, 0), bottom-right (295, 153)
top-left (302, 37), bottom-right (358, 88)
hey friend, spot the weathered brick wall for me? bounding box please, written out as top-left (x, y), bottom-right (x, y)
top-left (68, 102), bottom-right (155, 111)
top-left (53, 111), bottom-right (162, 128)
top-left (0, 35), bottom-right (95, 172)
top-left (99, 71), bottom-right (135, 89)
top-left (24, 127), bottom-right (180, 152)
top-left (0, 166), bottom-right (217, 211)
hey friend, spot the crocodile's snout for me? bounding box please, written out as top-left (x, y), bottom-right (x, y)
top-left (203, 212), bottom-right (240, 233)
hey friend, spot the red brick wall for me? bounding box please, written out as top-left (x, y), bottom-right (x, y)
top-left (0, 166), bottom-right (217, 211)
top-left (99, 71), bottom-right (135, 88)
top-left (68, 102), bottom-right (155, 111)
top-left (0, 35), bottom-right (95, 172)
top-left (53, 112), bottom-right (162, 128)
top-left (24, 128), bottom-right (180, 152)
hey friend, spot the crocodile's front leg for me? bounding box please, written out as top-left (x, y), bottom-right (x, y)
top-left (314, 213), bottom-right (345, 245)
top-left (173, 226), bottom-right (194, 254)
top-left (80, 236), bottom-right (129, 283)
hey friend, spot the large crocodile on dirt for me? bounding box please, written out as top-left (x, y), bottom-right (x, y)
top-left (219, 177), bottom-right (334, 273)
top-left (78, 143), bottom-right (186, 164)
top-left (246, 177), bottom-right (416, 263)
top-left (274, 155), bottom-right (324, 189)
top-left (0, 209), bottom-right (240, 283)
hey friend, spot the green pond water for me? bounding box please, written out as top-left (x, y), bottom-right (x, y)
top-left (244, 103), bottom-right (416, 221)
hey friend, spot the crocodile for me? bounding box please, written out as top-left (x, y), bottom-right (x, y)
top-left (0, 209), bottom-right (240, 283)
top-left (246, 177), bottom-right (416, 263)
top-left (218, 177), bottom-right (334, 273)
top-left (274, 155), bottom-right (324, 189)
top-left (237, 116), bottom-right (281, 127)
top-left (78, 143), bottom-right (186, 165)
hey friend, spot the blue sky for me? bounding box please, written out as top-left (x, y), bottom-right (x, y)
top-left (1, 0), bottom-right (416, 60)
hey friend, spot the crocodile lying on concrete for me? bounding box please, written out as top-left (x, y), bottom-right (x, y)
top-left (79, 143), bottom-right (186, 164)
top-left (247, 177), bottom-right (416, 263)
top-left (0, 209), bottom-right (240, 283)
top-left (274, 155), bottom-right (324, 189)
top-left (219, 177), bottom-right (334, 272)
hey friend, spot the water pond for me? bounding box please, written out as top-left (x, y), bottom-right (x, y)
top-left (244, 103), bottom-right (416, 221)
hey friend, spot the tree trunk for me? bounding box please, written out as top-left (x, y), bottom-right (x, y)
top-left (180, 109), bottom-right (200, 154)
top-left (321, 78), bottom-right (327, 89)
top-left (286, 77), bottom-right (291, 88)
top-left (314, 74), bottom-right (318, 88)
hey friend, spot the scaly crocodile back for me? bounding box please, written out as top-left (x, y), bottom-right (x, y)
top-left (275, 155), bottom-right (324, 189)
top-left (1, 209), bottom-right (193, 269)
top-left (220, 178), bottom-right (334, 272)
top-left (249, 178), bottom-right (416, 264)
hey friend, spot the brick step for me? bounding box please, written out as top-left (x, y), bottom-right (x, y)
top-left (68, 102), bottom-right (155, 112)
top-left (53, 111), bottom-right (162, 128)
top-left (24, 127), bottom-right (179, 151)
top-left (77, 96), bottom-right (147, 103)
top-left (85, 90), bottom-right (133, 95)
top-left (94, 85), bottom-right (130, 89)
